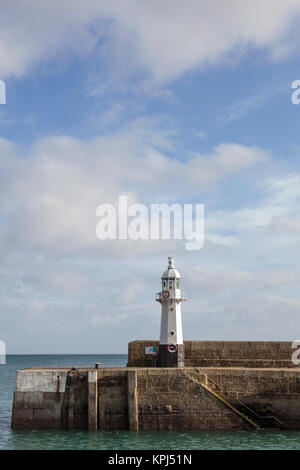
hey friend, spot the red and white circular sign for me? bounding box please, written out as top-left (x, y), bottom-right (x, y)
top-left (168, 344), bottom-right (177, 353)
top-left (162, 290), bottom-right (170, 299)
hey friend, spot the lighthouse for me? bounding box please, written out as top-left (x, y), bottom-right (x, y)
top-left (156, 256), bottom-right (186, 367)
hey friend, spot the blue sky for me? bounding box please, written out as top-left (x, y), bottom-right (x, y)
top-left (1, 1), bottom-right (300, 353)
top-left (3, 50), bottom-right (299, 153)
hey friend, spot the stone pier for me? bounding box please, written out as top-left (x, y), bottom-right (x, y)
top-left (11, 364), bottom-right (300, 430)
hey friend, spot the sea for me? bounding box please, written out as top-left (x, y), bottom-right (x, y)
top-left (1, 354), bottom-right (300, 450)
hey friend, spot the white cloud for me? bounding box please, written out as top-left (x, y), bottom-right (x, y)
top-left (206, 174), bottom-right (300, 239)
top-left (0, 124), bottom-right (267, 256)
top-left (0, 120), bottom-right (275, 351)
top-left (104, 0), bottom-right (300, 84)
top-left (1, 1), bottom-right (300, 83)
top-left (219, 84), bottom-right (286, 123)
top-left (1, 119), bottom-right (300, 350)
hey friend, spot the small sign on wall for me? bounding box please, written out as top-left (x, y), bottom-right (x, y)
top-left (145, 346), bottom-right (157, 354)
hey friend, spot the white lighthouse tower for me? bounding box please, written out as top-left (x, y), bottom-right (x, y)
top-left (156, 256), bottom-right (186, 367)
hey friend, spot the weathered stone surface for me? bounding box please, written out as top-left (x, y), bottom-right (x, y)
top-left (15, 369), bottom-right (67, 393)
top-left (62, 371), bottom-right (88, 429)
top-left (11, 363), bottom-right (300, 430)
top-left (127, 340), bottom-right (299, 368)
top-left (98, 370), bottom-right (128, 430)
top-left (137, 368), bottom-right (251, 430)
top-left (88, 370), bottom-right (97, 430)
top-left (11, 408), bottom-right (34, 429)
top-left (127, 370), bottom-right (138, 431)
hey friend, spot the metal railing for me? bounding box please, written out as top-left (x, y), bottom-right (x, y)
top-left (177, 354), bottom-right (284, 429)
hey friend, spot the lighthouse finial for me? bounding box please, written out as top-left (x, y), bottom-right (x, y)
top-left (168, 256), bottom-right (175, 269)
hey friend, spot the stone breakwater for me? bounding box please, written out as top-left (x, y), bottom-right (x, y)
top-left (11, 363), bottom-right (300, 430)
top-left (127, 340), bottom-right (300, 368)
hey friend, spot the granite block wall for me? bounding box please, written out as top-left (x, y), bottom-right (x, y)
top-left (127, 340), bottom-right (299, 368)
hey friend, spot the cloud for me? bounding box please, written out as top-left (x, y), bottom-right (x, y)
top-left (2, 3), bottom-right (300, 353)
top-left (1, 1), bottom-right (300, 83)
top-left (0, 119), bottom-right (276, 351)
top-left (177, 172), bottom-right (300, 341)
top-left (1, 121), bottom-right (300, 351)
top-left (219, 84), bottom-right (286, 123)
top-left (0, 123), bottom-right (268, 256)
top-left (206, 173), bottom-right (300, 239)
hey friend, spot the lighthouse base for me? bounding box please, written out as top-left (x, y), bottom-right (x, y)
top-left (158, 344), bottom-right (185, 368)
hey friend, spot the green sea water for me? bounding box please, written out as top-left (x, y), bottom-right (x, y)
top-left (1, 355), bottom-right (300, 450)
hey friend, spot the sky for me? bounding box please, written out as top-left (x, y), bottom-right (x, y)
top-left (1, 1), bottom-right (300, 353)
